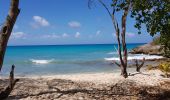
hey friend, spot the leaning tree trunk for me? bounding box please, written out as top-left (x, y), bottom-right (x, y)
top-left (0, 0), bottom-right (20, 71)
top-left (0, 0), bottom-right (20, 99)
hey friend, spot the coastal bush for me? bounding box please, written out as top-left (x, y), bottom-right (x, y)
top-left (161, 34), bottom-right (170, 58)
top-left (152, 36), bottom-right (161, 45)
top-left (159, 62), bottom-right (170, 78)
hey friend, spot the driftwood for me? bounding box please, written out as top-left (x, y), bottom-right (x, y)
top-left (0, 65), bottom-right (19, 99)
top-left (134, 58), bottom-right (145, 72)
top-left (0, 0), bottom-right (20, 71)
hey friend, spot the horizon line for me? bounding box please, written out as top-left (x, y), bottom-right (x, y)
top-left (7, 43), bottom-right (146, 47)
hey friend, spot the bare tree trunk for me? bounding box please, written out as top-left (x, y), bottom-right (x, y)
top-left (0, 65), bottom-right (19, 99)
top-left (0, 0), bottom-right (20, 71)
top-left (135, 58), bottom-right (145, 72)
top-left (118, 3), bottom-right (130, 78)
top-left (0, 0), bottom-right (20, 99)
top-left (90, 0), bottom-right (131, 78)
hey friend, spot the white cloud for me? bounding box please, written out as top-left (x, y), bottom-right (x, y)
top-left (42, 33), bottom-right (60, 39)
top-left (11, 32), bottom-right (26, 39)
top-left (32, 16), bottom-right (50, 28)
top-left (62, 33), bottom-right (69, 38)
top-left (96, 30), bottom-right (101, 36)
top-left (127, 32), bottom-right (135, 37)
top-left (75, 32), bottom-right (80, 38)
top-left (42, 33), bottom-right (70, 39)
top-left (112, 32), bottom-right (135, 38)
top-left (68, 21), bottom-right (81, 28)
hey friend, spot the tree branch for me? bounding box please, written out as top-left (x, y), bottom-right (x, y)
top-left (135, 58), bottom-right (145, 72)
top-left (112, 61), bottom-right (121, 67)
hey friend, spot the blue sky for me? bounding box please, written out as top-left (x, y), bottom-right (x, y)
top-left (0, 0), bottom-right (153, 45)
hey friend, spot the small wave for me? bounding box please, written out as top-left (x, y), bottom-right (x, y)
top-left (105, 54), bottom-right (164, 61)
top-left (30, 59), bottom-right (54, 64)
top-left (107, 52), bottom-right (117, 55)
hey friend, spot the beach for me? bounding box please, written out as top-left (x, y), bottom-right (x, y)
top-left (23, 69), bottom-right (167, 85)
top-left (1, 68), bottom-right (170, 100)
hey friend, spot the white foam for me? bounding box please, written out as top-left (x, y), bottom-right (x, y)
top-left (105, 54), bottom-right (164, 61)
top-left (30, 59), bottom-right (54, 64)
top-left (107, 52), bottom-right (117, 54)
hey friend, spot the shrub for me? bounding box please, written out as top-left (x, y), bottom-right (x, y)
top-left (159, 62), bottom-right (170, 78)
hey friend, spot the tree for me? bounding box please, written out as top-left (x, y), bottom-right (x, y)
top-left (0, 0), bottom-right (20, 99)
top-left (130, 0), bottom-right (170, 57)
top-left (89, 0), bottom-right (132, 78)
top-left (0, 0), bottom-right (20, 71)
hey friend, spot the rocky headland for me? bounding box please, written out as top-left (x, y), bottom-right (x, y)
top-left (129, 43), bottom-right (163, 55)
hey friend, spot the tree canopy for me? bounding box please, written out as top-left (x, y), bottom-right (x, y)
top-left (130, 0), bottom-right (170, 57)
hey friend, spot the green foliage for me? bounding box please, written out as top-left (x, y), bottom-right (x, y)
top-left (152, 36), bottom-right (161, 45)
top-left (160, 34), bottom-right (170, 57)
top-left (130, 0), bottom-right (170, 57)
top-left (131, 0), bottom-right (170, 35)
top-left (159, 62), bottom-right (170, 77)
top-left (111, 0), bottom-right (130, 11)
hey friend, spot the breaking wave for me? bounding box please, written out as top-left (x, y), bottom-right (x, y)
top-left (30, 59), bottom-right (55, 64)
top-left (105, 54), bottom-right (164, 61)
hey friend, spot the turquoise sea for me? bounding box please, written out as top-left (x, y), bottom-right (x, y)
top-left (1, 44), bottom-right (145, 76)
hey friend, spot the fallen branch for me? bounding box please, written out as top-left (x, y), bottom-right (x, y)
top-left (0, 65), bottom-right (19, 99)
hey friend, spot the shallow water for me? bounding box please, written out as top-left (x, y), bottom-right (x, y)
top-left (0, 43), bottom-right (158, 76)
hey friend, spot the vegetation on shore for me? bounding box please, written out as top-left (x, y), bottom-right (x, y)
top-left (159, 62), bottom-right (170, 78)
top-left (152, 36), bottom-right (170, 57)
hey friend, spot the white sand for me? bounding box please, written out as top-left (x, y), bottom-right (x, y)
top-left (26, 69), bottom-right (169, 86)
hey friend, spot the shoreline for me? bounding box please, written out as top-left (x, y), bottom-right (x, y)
top-left (25, 70), bottom-right (168, 85)
top-left (1, 69), bottom-right (168, 85)
top-left (0, 57), bottom-right (167, 78)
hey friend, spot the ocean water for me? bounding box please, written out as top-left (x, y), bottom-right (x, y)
top-left (0, 44), bottom-right (148, 76)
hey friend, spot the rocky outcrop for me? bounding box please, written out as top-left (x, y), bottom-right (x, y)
top-left (129, 43), bottom-right (164, 55)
